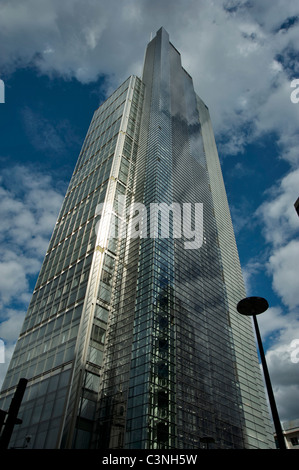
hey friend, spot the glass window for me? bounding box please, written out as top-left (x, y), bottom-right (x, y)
top-left (94, 304), bottom-right (109, 323)
top-left (91, 325), bottom-right (106, 344)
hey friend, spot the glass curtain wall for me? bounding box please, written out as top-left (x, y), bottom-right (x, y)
top-left (0, 27), bottom-right (274, 450)
top-left (96, 27), bottom-right (246, 450)
top-left (196, 96), bottom-right (275, 448)
top-left (0, 76), bottom-right (142, 449)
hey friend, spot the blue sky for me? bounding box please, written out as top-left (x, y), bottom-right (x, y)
top-left (0, 0), bottom-right (299, 425)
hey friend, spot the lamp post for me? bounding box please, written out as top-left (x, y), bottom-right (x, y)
top-left (237, 297), bottom-right (286, 450)
top-left (0, 378), bottom-right (28, 449)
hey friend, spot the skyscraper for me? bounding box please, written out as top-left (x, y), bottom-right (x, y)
top-left (0, 28), bottom-right (275, 450)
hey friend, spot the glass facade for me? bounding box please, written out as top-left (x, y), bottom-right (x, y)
top-left (0, 28), bottom-right (274, 449)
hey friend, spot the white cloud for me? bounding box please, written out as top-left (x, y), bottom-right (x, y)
top-left (253, 167), bottom-right (299, 313)
top-left (257, 306), bottom-right (299, 421)
top-left (248, 160), bottom-right (298, 423)
top-left (268, 240), bottom-right (299, 309)
top-left (0, 165), bottom-right (63, 309)
top-left (0, 341), bottom-right (19, 389)
top-left (256, 168), bottom-right (299, 247)
top-left (258, 306), bottom-right (290, 340)
top-left (0, 0), bottom-right (298, 159)
top-left (0, 253), bottom-right (37, 305)
top-left (0, 309), bottom-right (26, 343)
top-left (0, 165), bottom-right (64, 386)
top-left (265, 320), bottom-right (299, 421)
top-left (0, 309), bottom-right (24, 387)
top-left (241, 258), bottom-right (265, 296)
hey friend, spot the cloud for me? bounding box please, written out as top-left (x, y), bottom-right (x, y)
top-left (0, 0), bottom-right (298, 158)
top-left (264, 317), bottom-right (299, 422)
top-left (249, 156), bottom-right (298, 423)
top-left (0, 164), bottom-right (64, 385)
top-left (0, 252), bottom-right (38, 305)
top-left (268, 240), bottom-right (299, 309)
top-left (0, 165), bottom-right (63, 309)
top-left (258, 306), bottom-right (289, 340)
top-left (241, 258), bottom-right (265, 295)
top-left (254, 167), bottom-right (299, 310)
top-left (0, 309), bottom-right (25, 387)
top-left (0, 309), bottom-right (26, 343)
top-left (255, 167), bottom-right (299, 259)
top-left (0, 341), bottom-right (19, 389)
top-left (257, 306), bottom-right (299, 421)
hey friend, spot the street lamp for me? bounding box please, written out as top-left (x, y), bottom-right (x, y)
top-left (237, 296), bottom-right (286, 450)
top-left (0, 378), bottom-right (28, 449)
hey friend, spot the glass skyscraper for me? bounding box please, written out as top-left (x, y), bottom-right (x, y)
top-left (0, 28), bottom-right (275, 450)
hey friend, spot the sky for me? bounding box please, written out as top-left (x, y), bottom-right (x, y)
top-left (0, 0), bottom-right (298, 426)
